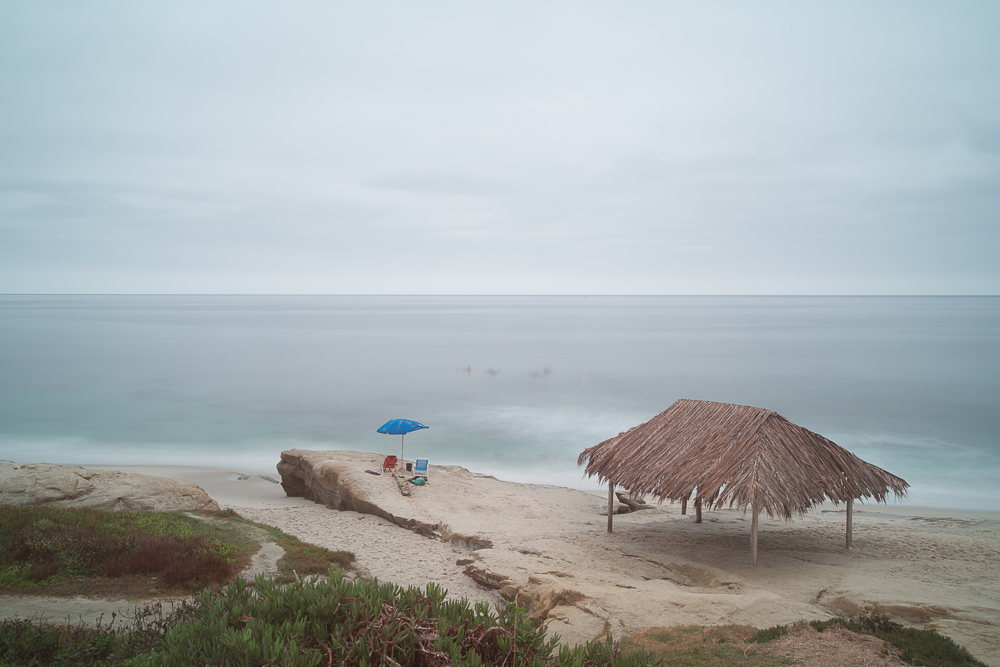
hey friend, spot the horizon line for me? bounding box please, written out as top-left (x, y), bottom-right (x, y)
top-left (1, 293), bottom-right (997, 298)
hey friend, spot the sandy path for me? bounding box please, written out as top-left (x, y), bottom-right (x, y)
top-left (234, 504), bottom-right (496, 606)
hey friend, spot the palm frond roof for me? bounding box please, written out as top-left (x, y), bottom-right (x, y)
top-left (578, 399), bottom-right (908, 519)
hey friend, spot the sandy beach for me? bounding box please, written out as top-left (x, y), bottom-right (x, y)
top-left (3, 454), bottom-right (998, 664)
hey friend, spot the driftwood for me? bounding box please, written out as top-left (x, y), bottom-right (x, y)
top-left (394, 473), bottom-right (412, 497)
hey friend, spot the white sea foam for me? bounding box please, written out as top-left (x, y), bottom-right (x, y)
top-left (1, 295), bottom-right (997, 510)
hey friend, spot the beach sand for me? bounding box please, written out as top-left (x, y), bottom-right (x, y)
top-left (3, 455), bottom-right (998, 664)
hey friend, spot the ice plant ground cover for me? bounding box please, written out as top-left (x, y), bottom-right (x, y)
top-left (0, 506), bottom-right (352, 598)
top-left (1, 578), bottom-right (988, 667)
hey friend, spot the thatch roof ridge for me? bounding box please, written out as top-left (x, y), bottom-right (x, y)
top-left (578, 398), bottom-right (908, 519)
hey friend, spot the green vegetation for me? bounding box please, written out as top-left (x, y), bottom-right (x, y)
top-left (272, 534), bottom-right (354, 582)
top-left (0, 506), bottom-right (353, 599)
top-left (0, 600), bottom-right (197, 667)
top-left (130, 574), bottom-right (659, 667)
top-left (837, 612), bottom-right (986, 667)
top-left (619, 613), bottom-right (988, 667)
top-left (0, 584), bottom-right (990, 667)
top-left (620, 625), bottom-right (794, 667)
top-left (1, 619), bottom-right (118, 666)
top-left (226, 511), bottom-right (354, 583)
top-left (751, 613), bottom-right (987, 667)
top-left (1, 575), bottom-right (659, 666)
top-left (748, 624), bottom-right (788, 644)
top-left (0, 506), bottom-right (986, 666)
top-left (0, 505), bottom-right (254, 598)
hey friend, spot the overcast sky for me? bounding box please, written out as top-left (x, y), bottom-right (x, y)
top-left (1, 2), bottom-right (998, 295)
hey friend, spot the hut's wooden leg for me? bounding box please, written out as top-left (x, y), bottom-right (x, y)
top-left (695, 498), bottom-right (702, 523)
top-left (846, 498), bottom-right (853, 550)
top-left (681, 497), bottom-right (687, 515)
top-left (751, 504), bottom-right (760, 569)
top-left (607, 482), bottom-right (614, 534)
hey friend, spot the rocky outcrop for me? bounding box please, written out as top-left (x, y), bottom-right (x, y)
top-left (277, 450), bottom-right (400, 518)
top-left (597, 492), bottom-right (655, 516)
top-left (0, 463), bottom-right (220, 512)
top-left (463, 564), bottom-right (509, 590)
top-left (615, 492), bottom-right (653, 512)
top-left (277, 449), bottom-right (493, 549)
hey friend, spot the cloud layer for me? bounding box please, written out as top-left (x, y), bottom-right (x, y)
top-left (2, 2), bottom-right (998, 294)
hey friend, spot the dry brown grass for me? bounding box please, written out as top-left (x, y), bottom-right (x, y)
top-left (0, 506), bottom-right (257, 599)
top-left (619, 625), bottom-right (794, 667)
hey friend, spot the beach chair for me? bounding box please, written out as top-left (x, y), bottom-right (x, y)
top-left (414, 459), bottom-right (428, 477)
top-left (381, 455), bottom-right (397, 473)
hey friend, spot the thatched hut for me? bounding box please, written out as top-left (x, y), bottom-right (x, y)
top-left (578, 399), bottom-right (908, 567)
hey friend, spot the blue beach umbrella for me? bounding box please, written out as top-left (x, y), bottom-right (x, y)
top-left (377, 419), bottom-right (428, 462)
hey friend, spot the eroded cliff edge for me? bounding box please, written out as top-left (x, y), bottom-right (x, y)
top-left (276, 449), bottom-right (493, 548)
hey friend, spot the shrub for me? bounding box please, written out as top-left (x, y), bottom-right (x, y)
top-left (0, 618), bottom-right (115, 666)
top-left (749, 624), bottom-right (788, 643)
top-left (618, 625), bottom-right (786, 666)
top-left (0, 600), bottom-right (199, 667)
top-left (0, 506), bottom-right (254, 596)
top-left (806, 618), bottom-right (840, 633)
top-left (760, 612), bottom-right (988, 667)
top-left (131, 572), bottom-right (658, 667)
top-left (886, 626), bottom-right (986, 667)
top-left (839, 612), bottom-right (987, 667)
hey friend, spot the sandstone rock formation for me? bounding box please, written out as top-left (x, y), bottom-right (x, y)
top-left (0, 462), bottom-right (220, 512)
top-left (615, 492), bottom-right (653, 512)
top-left (277, 449), bottom-right (494, 549)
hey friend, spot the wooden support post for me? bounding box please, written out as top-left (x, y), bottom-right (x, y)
top-left (681, 497), bottom-right (687, 515)
top-left (695, 497), bottom-right (702, 523)
top-left (846, 498), bottom-right (854, 550)
top-left (607, 482), bottom-right (614, 533)
top-left (751, 503), bottom-right (760, 569)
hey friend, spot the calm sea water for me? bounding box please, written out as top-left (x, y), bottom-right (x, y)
top-left (1, 295), bottom-right (998, 511)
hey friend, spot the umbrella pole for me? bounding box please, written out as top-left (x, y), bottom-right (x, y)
top-left (751, 503), bottom-right (761, 569)
top-left (400, 434), bottom-right (405, 465)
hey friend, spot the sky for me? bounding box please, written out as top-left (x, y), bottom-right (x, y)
top-left (1, 2), bottom-right (998, 295)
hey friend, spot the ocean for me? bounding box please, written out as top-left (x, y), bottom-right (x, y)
top-left (1, 295), bottom-right (998, 511)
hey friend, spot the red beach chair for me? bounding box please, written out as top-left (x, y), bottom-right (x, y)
top-left (381, 455), bottom-right (398, 473)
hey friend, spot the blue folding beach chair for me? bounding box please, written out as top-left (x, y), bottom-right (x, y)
top-left (414, 459), bottom-right (429, 478)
